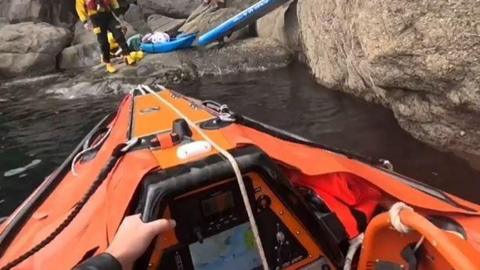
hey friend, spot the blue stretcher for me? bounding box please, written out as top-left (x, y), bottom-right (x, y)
top-left (140, 33), bottom-right (197, 54)
top-left (140, 0), bottom-right (289, 53)
top-left (197, 0), bottom-right (289, 46)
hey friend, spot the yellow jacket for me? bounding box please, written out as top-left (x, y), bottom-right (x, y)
top-left (76, 0), bottom-right (120, 23)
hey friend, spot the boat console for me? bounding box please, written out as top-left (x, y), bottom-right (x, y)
top-left (136, 146), bottom-right (348, 270)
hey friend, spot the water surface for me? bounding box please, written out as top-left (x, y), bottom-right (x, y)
top-left (1, 64), bottom-right (479, 216)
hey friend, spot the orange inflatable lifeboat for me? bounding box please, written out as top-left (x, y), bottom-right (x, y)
top-left (1, 85), bottom-right (480, 270)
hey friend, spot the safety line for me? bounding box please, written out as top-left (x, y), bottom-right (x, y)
top-left (140, 85), bottom-right (270, 270)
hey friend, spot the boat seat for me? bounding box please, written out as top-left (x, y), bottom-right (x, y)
top-left (295, 186), bottom-right (350, 254)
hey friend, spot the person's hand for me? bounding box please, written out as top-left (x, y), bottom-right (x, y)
top-left (83, 21), bottom-right (93, 31)
top-left (106, 214), bottom-right (176, 270)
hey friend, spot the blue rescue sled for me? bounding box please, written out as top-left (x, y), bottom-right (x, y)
top-left (140, 33), bottom-right (197, 54)
top-left (197, 0), bottom-right (289, 46)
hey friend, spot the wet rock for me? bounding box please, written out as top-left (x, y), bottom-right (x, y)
top-left (180, 5), bottom-right (238, 36)
top-left (137, 0), bottom-right (198, 19)
top-left (7, 0), bottom-right (45, 23)
top-left (59, 42), bottom-right (100, 70)
top-left (46, 79), bottom-right (137, 98)
top-left (0, 17), bottom-right (7, 29)
top-left (72, 21), bottom-right (96, 45)
top-left (147, 14), bottom-right (185, 33)
top-left (180, 37), bottom-right (292, 76)
top-left (123, 3), bottom-right (144, 22)
top-left (6, 0), bottom-right (76, 26)
top-left (131, 37), bottom-right (292, 80)
top-left (50, 37), bottom-right (292, 97)
top-left (1, 73), bottom-right (64, 89)
top-left (123, 4), bottom-right (151, 34)
top-left (180, 0), bottom-right (256, 40)
top-left (0, 1), bottom-right (9, 18)
top-left (256, 0), bottom-right (300, 53)
top-left (295, 0), bottom-right (480, 156)
top-left (0, 22), bottom-right (71, 78)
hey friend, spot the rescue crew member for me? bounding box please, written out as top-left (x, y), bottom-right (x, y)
top-left (74, 214), bottom-right (176, 270)
top-left (75, 0), bottom-right (136, 73)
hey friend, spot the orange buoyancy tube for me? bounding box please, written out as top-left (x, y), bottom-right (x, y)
top-left (221, 123), bottom-right (480, 249)
top-left (0, 95), bottom-right (160, 269)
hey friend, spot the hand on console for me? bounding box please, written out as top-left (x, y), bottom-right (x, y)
top-left (74, 214), bottom-right (176, 270)
top-left (107, 214), bottom-right (176, 270)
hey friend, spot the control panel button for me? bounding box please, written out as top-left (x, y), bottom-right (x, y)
top-left (276, 231), bottom-right (286, 243)
top-left (256, 195), bottom-right (271, 211)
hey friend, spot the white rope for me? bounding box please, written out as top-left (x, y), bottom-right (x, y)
top-left (130, 87), bottom-right (146, 96)
top-left (343, 233), bottom-right (364, 270)
top-left (413, 236), bottom-right (425, 252)
top-left (140, 85), bottom-right (270, 270)
top-left (71, 128), bottom-right (112, 176)
top-left (389, 202), bottom-right (414, 234)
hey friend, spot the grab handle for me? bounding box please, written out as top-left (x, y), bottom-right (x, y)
top-left (358, 208), bottom-right (478, 270)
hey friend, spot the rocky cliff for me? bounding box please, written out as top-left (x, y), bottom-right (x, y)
top-left (258, 0), bottom-right (480, 158)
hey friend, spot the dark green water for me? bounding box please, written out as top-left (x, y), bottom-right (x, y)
top-left (1, 64), bottom-right (479, 216)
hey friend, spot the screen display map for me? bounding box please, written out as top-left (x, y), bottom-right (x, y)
top-left (189, 223), bottom-right (262, 270)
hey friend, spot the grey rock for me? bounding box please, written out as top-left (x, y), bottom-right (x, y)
top-left (296, 0), bottom-right (480, 156)
top-left (46, 79), bottom-right (137, 98)
top-left (137, 0), bottom-right (198, 18)
top-left (7, 0), bottom-right (44, 23)
top-left (180, 0), bottom-right (256, 40)
top-left (50, 37), bottom-right (292, 93)
top-left (180, 37), bottom-right (292, 76)
top-left (0, 52), bottom-right (54, 77)
top-left (123, 4), bottom-right (144, 22)
top-left (147, 14), bottom-right (185, 33)
top-left (0, 0), bottom-right (9, 18)
top-left (123, 4), bottom-right (151, 34)
top-left (181, 6), bottom-right (237, 36)
top-left (59, 42), bottom-right (101, 70)
top-left (0, 17), bottom-right (8, 29)
top-left (0, 22), bottom-right (71, 78)
top-left (256, 0), bottom-right (299, 52)
top-left (7, 0), bottom-right (76, 26)
top-left (72, 21), bottom-right (96, 45)
top-left (121, 37), bottom-right (291, 79)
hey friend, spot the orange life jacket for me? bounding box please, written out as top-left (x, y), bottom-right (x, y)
top-left (86, 0), bottom-right (112, 11)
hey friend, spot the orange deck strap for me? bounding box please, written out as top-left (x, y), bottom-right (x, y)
top-left (156, 133), bottom-right (175, 149)
top-left (358, 208), bottom-right (480, 270)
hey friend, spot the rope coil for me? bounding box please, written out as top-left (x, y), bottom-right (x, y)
top-left (389, 202), bottom-right (414, 234)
